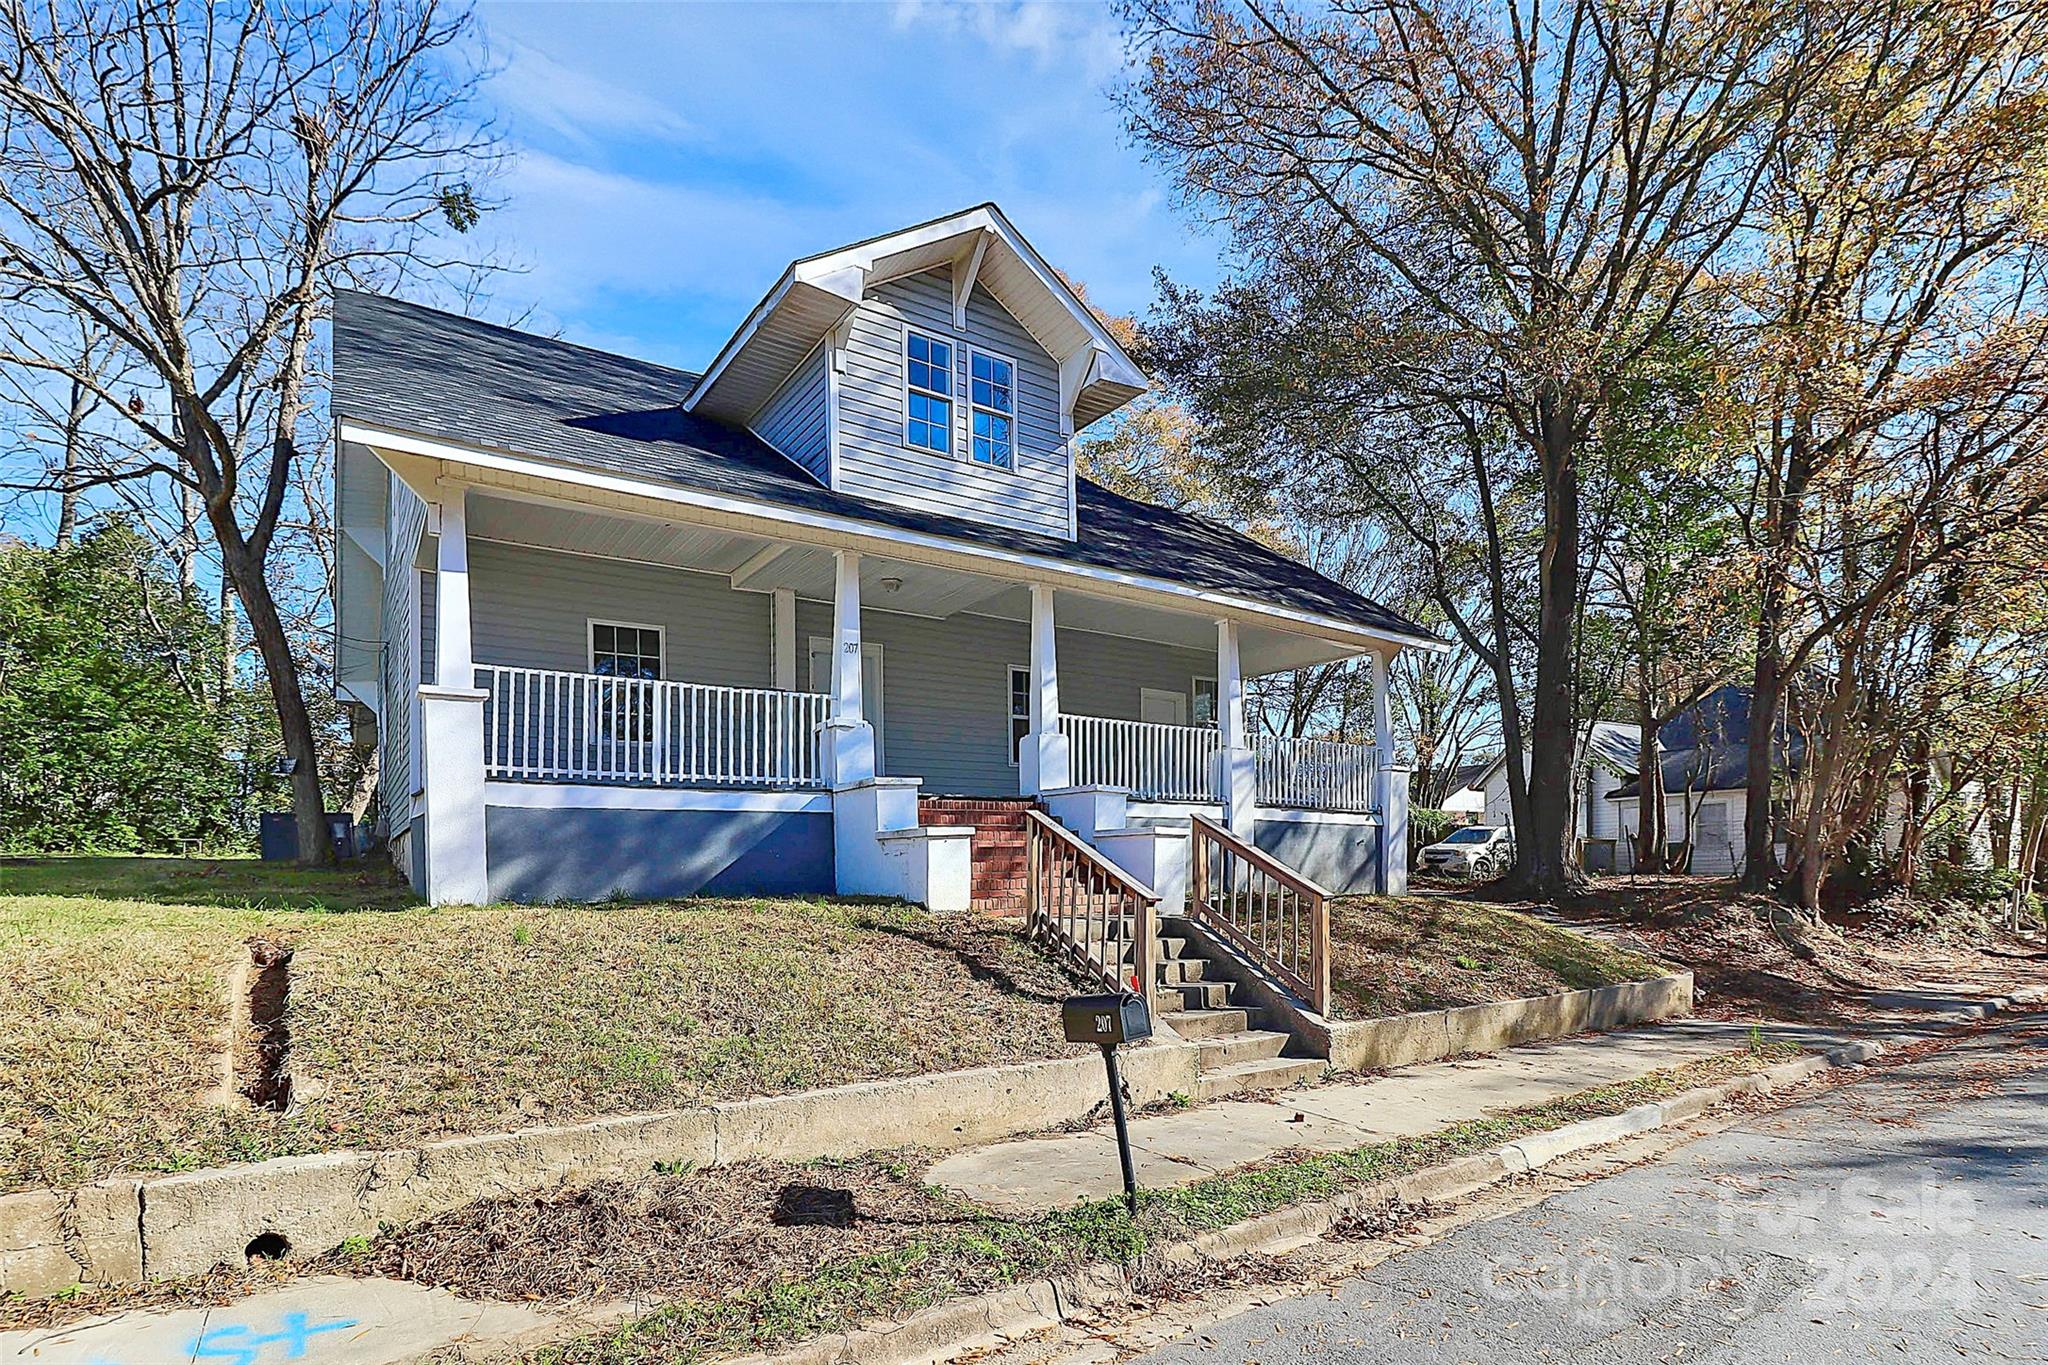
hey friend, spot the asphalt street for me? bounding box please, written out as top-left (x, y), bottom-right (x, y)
top-left (1128, 1017), bottom-right (2048, 1364)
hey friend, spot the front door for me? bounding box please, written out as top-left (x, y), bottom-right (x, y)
top-left (809, 639), bottom-right (885, 772)
top-left (1140, 687), bottom-right (1188, 727)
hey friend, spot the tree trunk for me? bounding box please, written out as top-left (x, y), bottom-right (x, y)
top-left (1520, 390), bottom-right (1582, 897)
top-left (55, 372), bottom-right (88, 547)
top-left (213, 516), bottom-right (331, 866)
top-left (1636, 686), bottom-right (1666, 872)
top-left (219, 575), bottom-right (237, 703)
top-left (343, 738), bottom-right (380, 824)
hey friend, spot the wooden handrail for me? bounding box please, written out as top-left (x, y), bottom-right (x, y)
top-left (1025, 810), bottom-right (1160, 900)
top-left (1188, 814), bottom-right (1332, 1015)
top-left (1024, 809), bottom-right (1160, 1014)
top-left (1189, 814), bottom-right (1334, 901)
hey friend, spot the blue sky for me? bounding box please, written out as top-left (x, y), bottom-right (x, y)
top-left (471, 0), bottom-right (1225, 372)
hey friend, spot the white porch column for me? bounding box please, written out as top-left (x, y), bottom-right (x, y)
top-left (1022, 584), bottom-right (1070, 795)
top-left (1216, 619), bottom-right (1257, 836)
top-left (771, 586), bottom-right (797, 690)
top-left (1371, 648), bottom-right (1410, 894)
top-left (419, 483), bottom-right (489, 905)
top-left (818, 548), bottom-right (875, 787)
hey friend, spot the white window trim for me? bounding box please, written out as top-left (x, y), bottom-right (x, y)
top-left (1007, 663), bottom-right (1030, 767)
top-left (587, 617), bottom-right (666, 678)
top-left (903, 326), bottom-right (955, 456)
top-left (967, 343), bottom-right (1022, 474)
top-left (1193, 674), bottom-right (1218, 728)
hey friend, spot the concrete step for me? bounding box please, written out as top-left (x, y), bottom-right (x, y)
top-left (1158, 936), bottom-right (1189, 961)
top-left (1192, 1028), bottom-right (1291, 1067)
top-left (1160, 1007), bottom-right (1252, 1039)
top-left (1194, 1055), bottom-right (1327, 1102)
top-left (1155, 957), bottom-right (1209, 985)
top-left (1165, 980), bottom-right (1236, 1011)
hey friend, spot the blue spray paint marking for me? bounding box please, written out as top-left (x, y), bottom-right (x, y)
top-left (186, 1313), bottom-right (359, 1365)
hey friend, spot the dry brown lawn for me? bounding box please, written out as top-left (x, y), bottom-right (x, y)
top-left (0, 857), bottom-right (1081, 1192)
top-left (1325, 895), bottom-right (1667, 1019)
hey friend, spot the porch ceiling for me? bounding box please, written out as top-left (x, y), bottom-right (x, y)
top-left (462, 491), bottom-right (1371, 675)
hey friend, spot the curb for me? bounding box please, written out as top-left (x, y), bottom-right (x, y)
top-left (723, 992), bottom-right (2036, 1365)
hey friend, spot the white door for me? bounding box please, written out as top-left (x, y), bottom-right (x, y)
top-left (809, 639), bottom-right (885, 771)
top-left (1140, 687), bottom-right (1187, 726)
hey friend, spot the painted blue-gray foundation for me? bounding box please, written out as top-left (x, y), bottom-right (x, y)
top-left (485, 805), bottom-right (834, 902)
top-left (1253, 817), bottom-right (1382, 895)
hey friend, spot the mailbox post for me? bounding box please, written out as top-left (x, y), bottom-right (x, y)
top-left (1062, 991), bottom-right (1153, 1215)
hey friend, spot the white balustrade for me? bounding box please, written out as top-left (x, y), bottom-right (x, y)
top-left (476, 665), bottom-right (832, 788)
top-left (1254, 736), bottom-right (1380, 813)
top-left (1058, 714), bottom-right (1221, 802)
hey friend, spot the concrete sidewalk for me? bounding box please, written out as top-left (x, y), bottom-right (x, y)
top-left (6, 1000), bottom-right (2015, 1365)
top-left (928, 1020), bottom-right (1797, 1211)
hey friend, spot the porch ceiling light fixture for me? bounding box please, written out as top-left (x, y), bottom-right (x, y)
top-left (879, 576), bottom-right (904, 593)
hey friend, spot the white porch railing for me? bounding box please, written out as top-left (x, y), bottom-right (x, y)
top-left (1060, 713), bottom-right (1221, 802)
top-left (476, 665), bottom-right (833, 788)
top-left (1255, 736), bottom-right (1379, 813)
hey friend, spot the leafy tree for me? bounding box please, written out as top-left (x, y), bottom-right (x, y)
top-left (0, 523), bottom-right (259, 851)
top-left (1120, 0), bottom-right (1819, 896)
top-left (0, 0), bottom-right (493, 861)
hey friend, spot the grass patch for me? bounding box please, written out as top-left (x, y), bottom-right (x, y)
top-left (519, 1043), bottom-right (1801, 1364)
top-left (0, 857), bottom-right (1084, 1192)
top-left (1327, 896), bottom-right (1668, 1018)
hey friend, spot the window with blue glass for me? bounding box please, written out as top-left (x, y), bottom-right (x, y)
top-left (970, 350), bottom-right (1014, 468)
top-left (905, 330), bottom-right (953, 453)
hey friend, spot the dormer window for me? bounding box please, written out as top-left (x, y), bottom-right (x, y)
top-left (905, 330), bottom-right (953, 453)
top-left (970, 349), bottom-right (1014, 469)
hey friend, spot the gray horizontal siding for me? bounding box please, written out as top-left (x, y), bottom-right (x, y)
top-left (379, 481), bottom-right (426, 829)
top-left (468, 539), bottom-right (770, 687)
top-left (794, 600), bottom-right (1213, 797)
top-left (835, 266), bottom-right (1071, 538)
top-left (750, 342), bottom-right (830, 483)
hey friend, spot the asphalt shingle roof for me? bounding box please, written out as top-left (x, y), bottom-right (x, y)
top-left (332, 290), bottom-right (1431, 641)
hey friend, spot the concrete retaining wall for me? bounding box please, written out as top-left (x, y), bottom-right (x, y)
top-left (1315, 971), bottom-right (1695, 1073)
top-left (1, 1039), bottom-right (1203, 1295)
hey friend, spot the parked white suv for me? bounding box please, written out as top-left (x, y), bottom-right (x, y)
top-left (1420, 825), bottom-right (1514, 878)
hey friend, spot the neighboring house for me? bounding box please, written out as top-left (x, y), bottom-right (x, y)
top-left (1474, 721), bottom-right (1645, 861)
top-left (1438, 757), bottom-right (1493, 824)
top-left (333, 205), bottom-right (1440, 910)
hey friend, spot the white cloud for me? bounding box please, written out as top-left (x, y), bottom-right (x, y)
top-left (491, 37), bottom-right (698, 148)
top-left (890, 0), bottom-right (1128, 83)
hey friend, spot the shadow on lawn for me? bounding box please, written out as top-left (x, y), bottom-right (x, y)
top-left (0, 855), bottom-right (421, 913)
top-left (865, 916), bottom-right (1079, 1006)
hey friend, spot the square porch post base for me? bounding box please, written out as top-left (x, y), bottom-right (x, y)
top-left (1219, 745), bottom-right (1257, 838)
top-left (419, 685), bottom-right (490, 905)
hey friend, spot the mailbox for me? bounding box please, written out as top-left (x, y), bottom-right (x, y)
top-left (1063, 992), bottom-right (1153, 1047)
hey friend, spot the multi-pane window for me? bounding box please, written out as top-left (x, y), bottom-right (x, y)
top-left (905, 331), bottom-right (953, 453)
top-left (970, 350), bottom-right (1014, 469)
top-left (1009, 665), bottom-right (1031, 764)
top-left (1192, 676), bottom-right (1219, 728)
top-left (591, 622), bottom-right (663, 679)
top-left (591, 621), bottom-right (662, 742)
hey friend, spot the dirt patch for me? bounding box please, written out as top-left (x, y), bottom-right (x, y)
top-left (336, 1155), bottom-right (976, 1304)
top-left (239, 938), bottom-right (294, 1111)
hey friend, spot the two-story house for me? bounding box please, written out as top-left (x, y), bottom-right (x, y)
top-left (333, 205), bottom-right (1437, 916)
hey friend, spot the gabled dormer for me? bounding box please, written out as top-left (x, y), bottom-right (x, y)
top-left (686, 205), bottom-right (1148, 540)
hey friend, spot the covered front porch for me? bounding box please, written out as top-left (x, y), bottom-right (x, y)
top-left (427, 488), bottom-right (1394, 817)
top-left (393, 472), bottom-right (1413, 908)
